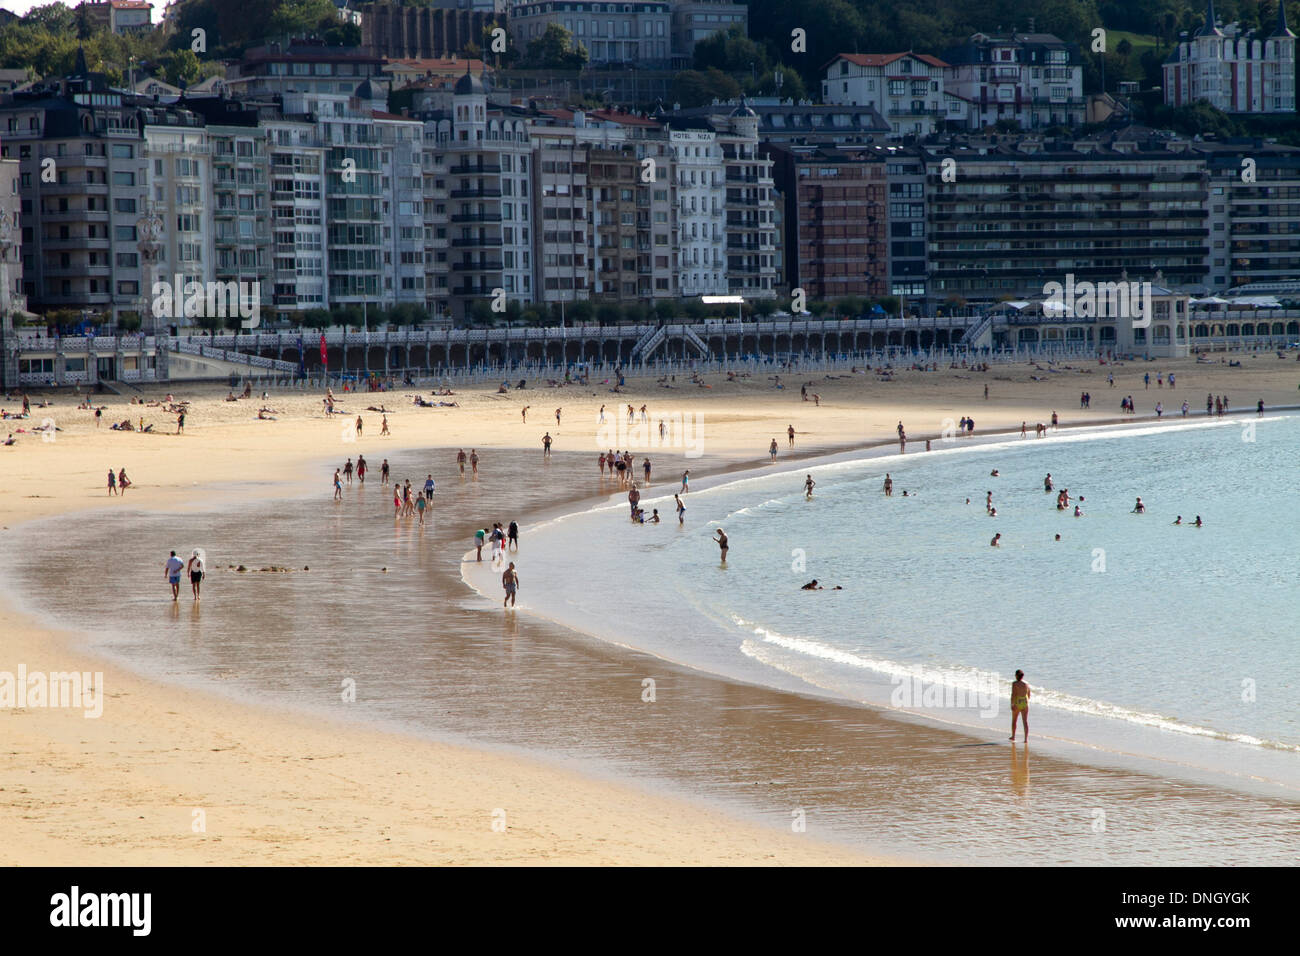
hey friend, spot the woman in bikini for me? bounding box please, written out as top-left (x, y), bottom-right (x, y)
top-left (1010, 670), bottom-right (1030, 741)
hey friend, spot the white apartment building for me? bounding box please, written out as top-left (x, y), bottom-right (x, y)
top-left (944, 32), bottom-right (1085, 130)
top-left (821, 53), bottom-right (950, 139)
top-left (143, 121), bottom-right (216, 322)
top-left (669, 126), bottom-right (725, 295)
top-left (1163, 0), bottom-right (1296, 114)
top-left (265, 118), bottom-right (328, 317)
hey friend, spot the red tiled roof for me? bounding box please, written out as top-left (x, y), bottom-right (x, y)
top-left (827, 52), bottom-right (948, 70)
top-left (587, 108), bottom-right (660, 127)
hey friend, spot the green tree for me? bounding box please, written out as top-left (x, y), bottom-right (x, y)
top-left (468, 299), bottom-right (493, 327)
top-left (670, 68), bottom-right (742, 108)
top-left (21, 2), bottom-right (77, 34)
top-left (751, 297), bottom-right (776, 318)
top-left (299, 308), bottom-right (332, 329)
top-left (568, 299), bottom-right (595, 323)
top-left (523, 23), bottom-right (589, 70)
top-left (159, 49), bottom-right (201, 87)
top-left (653, 300), bottom-right (676, 322)
top-left (116, 310), bottom-right (142, 332)
top-left (693, 25), bottom-right (769, 76)
top-left (596, 302), bottom-right (623, 324)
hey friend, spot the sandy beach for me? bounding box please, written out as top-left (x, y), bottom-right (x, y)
top-left (3, 353), bottom-right (1298, 865)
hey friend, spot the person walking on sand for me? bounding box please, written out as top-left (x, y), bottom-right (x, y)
top-left (599, 404), bottom-right (606, 424)
top-left (502, 562), bottom-right (519, 608)
top-left (543, 432), bottom-right (553, 456)
top-left (883, 473), bottom-right (893, 497)
top-left (680, 470), bottom-right (690, 494)
top-left (334, 469), bottom-right (343, 500)
top-left (380, 459), bottom-right (389, 485)
top-left (642, 458), bottom-right (651, 484)
top-left (470, 449), bottom-right (479, 475)
top-left (788, 424), bottom-right (795, 447)
top-left (165, 550), bottom-right (185, 601)
top-left (393, 484), bottom-right (402, 519)
top-left (713, 528), bottom-right (728, 563)
top-left (344, 458), bottom-right (353, 484)
top-left (474, 526), bottom-right (486, 561)
top-left (380, 415), bottom-right (390, 436)
top-left (415, 493), bottom-right (427, 525)
top-left (186, 550), bottom-right (205, 601)
top-left (355, 415), bottom-right (363, 437)
top-left (357, 455), bottom-right (367, 484)
top-left (555, 408), bottom-right (562, 425)
top-left (769, 438), bottom-right (779, 462)
top-left (424, 474), bottom-right (435, 502)
top-left (1009, 670), bottom-right (1030, 741)
top-left (508, 520), bottom-right (519, 551)
top-left (118, 468), bottom-right (131, 493)
top-left (107, 469), bottom-right (117, 496)
top-left (457, 449), bottom-right (467, 474)
top-left (675, 493), bottom-right (685, 525)
top-left (522, 406), bottom-right (530, 424)
top-left (176, 409), bottom-right (184, 434)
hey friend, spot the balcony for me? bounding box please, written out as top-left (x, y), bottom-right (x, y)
top-left (451, 237), bottom-right (501, 248)
top-left (450, 213), bottom-right (502, 223)
top-left (449, 187), bottom-right (501, 199)
top-left (451, 260), bottom-right (504, 271)
top-left (449, 163), bottom-right (501, 175)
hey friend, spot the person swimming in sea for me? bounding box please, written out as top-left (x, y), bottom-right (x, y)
top-left (1174, 515), bottom-right (1182, 525)
top-left (1194, 515), bottom-right (1203, 527)
top-left (1044, 473), bottom-right (1053, 492)
top-left (1009, 670), bottom-right (1030, 741)
top-left (991, 533), bottom-right (1002, 547)
top-left (801, 580), bottom-right (823, 590)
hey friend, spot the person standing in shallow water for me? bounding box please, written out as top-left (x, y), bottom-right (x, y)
top-left (713, 528), bottom-right (728, 563)
top-left (502, 562), bottom-right (519, 608)
top-left (1009, 670), bottom-right (1030, 741)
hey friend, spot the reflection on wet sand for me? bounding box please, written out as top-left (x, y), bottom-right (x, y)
top-left (4, 447), bottom-right (1296, 865)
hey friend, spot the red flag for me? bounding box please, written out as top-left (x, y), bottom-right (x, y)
top-left (319, 333), bottom-right (327, 365)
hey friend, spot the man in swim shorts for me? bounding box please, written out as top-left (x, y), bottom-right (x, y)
top-left (165, 550), bottom-right (184, 601)
top-left (502, 562), bottom-right (519, 608)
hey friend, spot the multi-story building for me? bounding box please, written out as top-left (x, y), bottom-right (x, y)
top-left (0, 54), bottom-right (205, 325)
top-left (0, 137), bottom-right (24, 324)
top-left (883, 147), bottom-right (928, 305)
top-left (264, 115), bottom-right (328, 319)
top-left (363, 1), bottom-right (503, 60)
top-left (670, 1), bottom-right (749, 63)
top-left (79, 0), bottom-right (154, 36)
top-left (766, 144), bottom-right (888, 302)
top-left (669, 103), bottom-right (776, 298)
top-left (668, 97), bottom-right (890, 147)
top-left (943, 32), bottom-right (1085, 130)
top-left (667, 124), bottom-right (725, 296)
top-left (510, 1), bottom-right (672, 67)
top-left (412, 69), bottom-right (533, 321)
top-left (821, 53), bottom-right (950, 139)
top-left (1198, 141), bottom-right (1300, 291)
top-left (142, 118), bottom-right (215, 323)
top-left (224, 43), bottom-right (387, 103)
top-left (1163, 0), bottom-right (1296, 114)
top-left (923, 133), bottom-right (1210, 320)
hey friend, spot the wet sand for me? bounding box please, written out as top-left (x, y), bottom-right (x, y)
top-left (2, 356), bottom-right (1298, 865)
